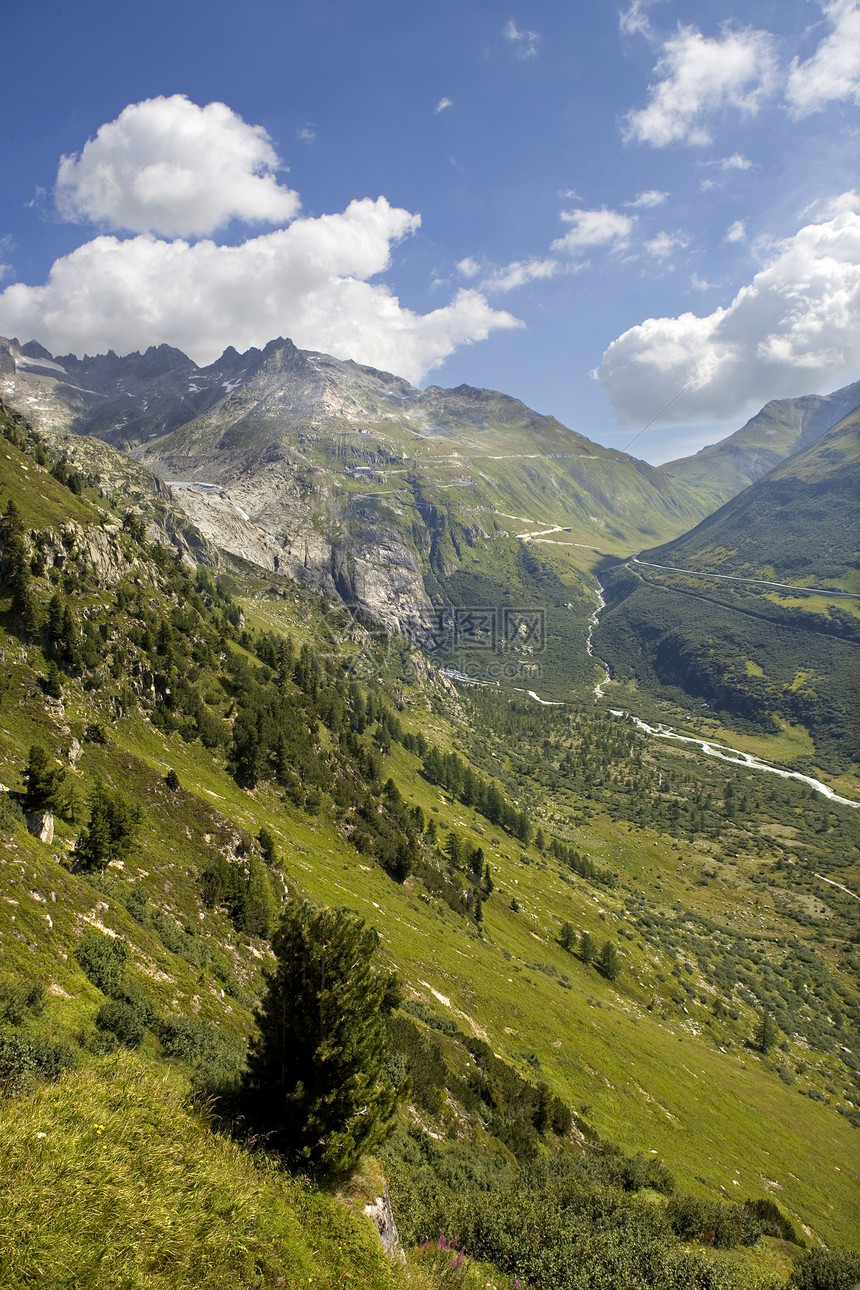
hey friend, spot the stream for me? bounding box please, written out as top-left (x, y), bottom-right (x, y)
top-left (608, 709), bottom-right (860, 809)
top-left (586, 580), bottom-right (611, 698)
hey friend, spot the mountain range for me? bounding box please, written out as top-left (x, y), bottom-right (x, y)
top-left (1, 340), bottom-right (859, 1286)
top-left (0, 334), bottom-right (705, 622)
top-left (0, 327), bottom-right (856, 727)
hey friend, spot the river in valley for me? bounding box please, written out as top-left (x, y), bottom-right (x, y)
top-left (608, 708), bottom-right (860, 809)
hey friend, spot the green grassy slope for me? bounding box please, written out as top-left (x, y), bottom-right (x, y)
top-left (646, 410), bottom-right (860, 591)
top-left (0, 1053), bottom-right (402, 1290)
top-left (0, 402), bottom-right (858, 1282)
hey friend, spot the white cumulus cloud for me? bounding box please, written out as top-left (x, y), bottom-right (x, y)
top-left (55, 95), bottom-right (301, 238)
top-left (725, 219), bottom-right (747, 242)
top-left (624, 24), bottom-right (778, 147)
top-left (787, 0), bottom-right (860, 116)
top-left (595, 199), bottom-right (860, 422)
top-left (0, 196), bottom-right (521, 383)
top-left (719, 152), bottom-right (754, 170)
top-left (435, 97), bottom-right (454, 113)
top-left (456, 256), bottom-right (482, 278)
top-left (552, 207), bottom-right (635, 254)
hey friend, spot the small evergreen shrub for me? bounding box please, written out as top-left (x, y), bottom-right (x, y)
top-left (75, 930), bottom-right (128, 996)
top-left (743, 1197), bottom-right (802, 1244)
top-left (0, 1025), bottom-right (73, 1095)
top-left (0, 1030), bottom-right (36, 1097)
top-left (788, 1248), bottom-right (860, 1290)
top-left (96, 999), bottom-right (146, 1049)
top-left (151, 909), bottom-right (206, 966)
top-left (0, 979), bottom-right (45, 1025)
top-left (29, 1035), bottom-right (76, 1082)
top-left (0, 792), bottom-right (26, 832)
top-left (666, 1195), bottom-right (761, 1248)
top-left (157, 1017), bottom-right (245, 1094)
top-left (124, 888), bottom-right (148, 924)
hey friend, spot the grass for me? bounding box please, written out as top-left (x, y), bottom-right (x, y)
top-left (0, 1052), bottom-right (403, 1290)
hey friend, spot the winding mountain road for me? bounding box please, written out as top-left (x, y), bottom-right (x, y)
top-left (631, 557), bottom-right (860, 599)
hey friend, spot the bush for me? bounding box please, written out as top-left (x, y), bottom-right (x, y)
top-left (29, 1035), bottom-right (76, 1082)
top-left (0, 792), bottom-right (26, 833)
top-left (96, 999), bottom-right (147, 1049)
top-left (743, 1197), bottom-right (802, 1244)
top-left (151, 909), bottom-right (206, 966)
top-left (75, 930), bottom-right (128, 996)
top-left (157, 1017), bottom-right (246, 1094)
top-left (788, 1248), bottom-right (860, 1290)
top-left (124, 888), bottom-right (148, 924)
top-left (667, 1195), bottom-right (761, 1248)
top-left (0, 979), bottom-right (45, 1025)
top-left (392, 1145), bottom-right (740, 1290)
top-left (0, 1029), bottom-right (75, 1095)
top-left (0, 1030), bottom-right (36, 1097)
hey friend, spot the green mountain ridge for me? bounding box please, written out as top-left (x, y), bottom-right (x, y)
top-left (659, 381), bottom-right (860, 510)
top-left (595, 409), bottom-right (860, 768)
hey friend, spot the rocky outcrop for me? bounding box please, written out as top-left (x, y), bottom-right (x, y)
top-left (26, 811), bottom-right (54, 844)
top-left (363, 1186), bottom-right (405, 1263)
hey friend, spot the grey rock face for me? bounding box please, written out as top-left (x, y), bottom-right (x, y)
top-left (26, 811), bottom-right (54, 844)
top-left (363, 1186), bottom-right (405, 1263)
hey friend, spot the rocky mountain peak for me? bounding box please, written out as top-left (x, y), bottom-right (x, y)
top-left (20, 339), bottom-right (55, 361)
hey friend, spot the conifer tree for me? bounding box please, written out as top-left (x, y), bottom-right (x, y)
top-left (2, 500), bottom-right (38, 633)
top-left (75, 781), bottom-right (141, 872)
top-left (468, 845), bottom-right (485, 878)
top-left (257, 825), bottom-right (278, 866)
top-left (242, 856), bottom-right (279, 939)
top-left (597, 939), bottom-right (620, 982)
top-left (22, 744), bottom-right (66, 815)
top-left (242, 900), bottom-right (401, 1179)
top-left (755, 1009), bottom-right (779, 1054)
top-left (42, 661), bottom-right (63, 700)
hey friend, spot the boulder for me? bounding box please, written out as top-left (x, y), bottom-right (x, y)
top-left (26, 811), bottom-right (54, 844)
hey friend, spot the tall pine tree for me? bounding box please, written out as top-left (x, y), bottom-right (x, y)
top-left (242, 900), bottom-right (402, 1179)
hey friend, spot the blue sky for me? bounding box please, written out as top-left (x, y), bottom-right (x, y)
top-left (1, 0), bottom-right (858, 462)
